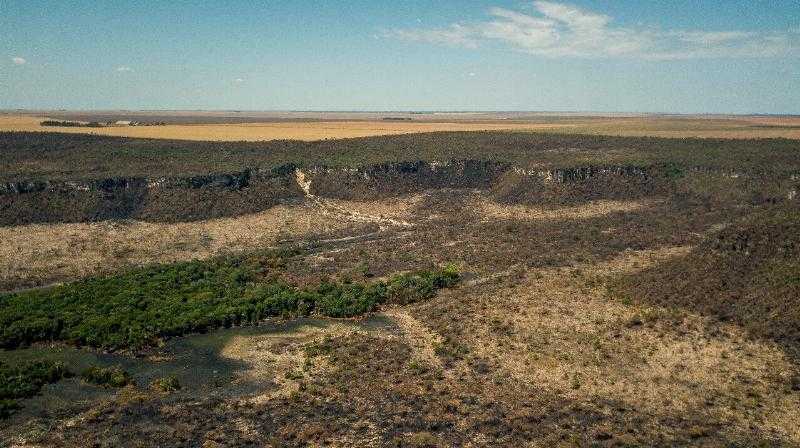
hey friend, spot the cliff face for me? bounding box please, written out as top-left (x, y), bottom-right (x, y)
top-left (301, 160), bottom-right (509, 199)
top-left (1, 160), bottom-right (796, 226)
top-left (0, 166), bottom-right (303, 225)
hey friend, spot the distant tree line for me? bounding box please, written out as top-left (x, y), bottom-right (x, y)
top-left (40, 120), bottom-right (166, 127)
top-left (40, 120), bottom-right (104, 128)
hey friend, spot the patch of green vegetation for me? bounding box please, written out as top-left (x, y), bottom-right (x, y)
top-left (150, 376), bottom-right (181, 392)
top-left (0, 360), bottom-right (71, 419)
top-left (80, 365), bottom-right (131, 388)
top-left (0, 250), bottom-right (459, 351)
top-left (662, 162), bottom-right (685, 179)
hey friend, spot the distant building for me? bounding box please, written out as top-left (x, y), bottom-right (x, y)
top-left (115, 120), bottom-right (132, 126)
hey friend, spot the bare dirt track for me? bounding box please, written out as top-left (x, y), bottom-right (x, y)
top-left (3, 112), bottom-right (800, 140)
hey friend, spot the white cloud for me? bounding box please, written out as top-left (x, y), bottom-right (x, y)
top-left (388, 1), bottom-right (799, 59)
top-left (389, 24), bottom-right (479, 48)
top-left (12, 57), bottom-right (26, 65)
top-left (234, 78), bottom-right (244, 83)
top-left (116, 66), bottom-right (132, 72)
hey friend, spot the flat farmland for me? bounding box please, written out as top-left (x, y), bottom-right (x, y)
top-left (0, 114), bottom-right (575, 141)
top-left (2, 112), bottom-right (799, 141)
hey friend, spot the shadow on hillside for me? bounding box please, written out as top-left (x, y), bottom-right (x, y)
top-left (610, 203), bottom-right (800, 365)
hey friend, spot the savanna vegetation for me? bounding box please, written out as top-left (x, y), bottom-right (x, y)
top-left (612, 203), bottom-right (800, 360)
top-left (2, 130), bottom-right (797, 225)
top-left (1, 129), bottom-right (799, 446)
top-left (2, 131), bottom-right (799, 183)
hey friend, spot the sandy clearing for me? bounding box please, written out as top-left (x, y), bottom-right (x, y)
top-left (382, 309), bottom-right (444, 370)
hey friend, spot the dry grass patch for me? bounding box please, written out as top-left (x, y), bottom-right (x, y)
top-left (220, 324), bottom-right (359, 402)
top-left (456, 247), bottom-right (800, 442)
top-left (472, 196), bottom-right (656, 221)
top-left (0, 192), bottom-right (434, 290)
top-left (383, 309), bottom-right (444, 370)
top-left (0, 203), bottom-right (348, 290)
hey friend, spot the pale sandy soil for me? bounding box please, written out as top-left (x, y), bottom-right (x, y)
top-left (0, 203), bottom-right (342, 290)
top-left (3, 114), bottom-right (799, 140)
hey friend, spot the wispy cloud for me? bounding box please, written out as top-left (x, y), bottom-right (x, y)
top-left (387, 1), bottom-right (799, 59)
top-left (390, 24), bottom-right (479, 49)
top-left (234, 78), bottom-right (244, 83)
top-left (12, 56), bottom-right (26, 65)
top-left (116, 66), bottom-right (132, 72)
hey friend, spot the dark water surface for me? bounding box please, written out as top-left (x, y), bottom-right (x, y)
top-left (1, 315), bottom-right (396, 426)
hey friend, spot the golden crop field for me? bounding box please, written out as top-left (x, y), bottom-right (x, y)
top-left (0, 114), bottom-right (574, 141)
top-left (2, 113), bottom-right (799, 141)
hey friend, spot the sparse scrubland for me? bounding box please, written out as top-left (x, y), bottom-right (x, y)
top-left (1, 130), bottom-right (799, 446)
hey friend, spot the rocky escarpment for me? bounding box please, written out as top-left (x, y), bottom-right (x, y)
top-left (302, 160), bottom-right (509, 199)
top-left (492, 164), bottom-right (657, 205)
top-left (0, 165), bottom-right (303, 225)
top-left (2, 160), bottom-right (796, 226)
top-left (299, 160), bottom-right (663, 205)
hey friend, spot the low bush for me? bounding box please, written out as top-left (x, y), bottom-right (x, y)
top-left (0, 250), bottom-right (459, 351)
top-left (151, 376), bottom-right (181, 392)
top-left (81, 366), bottom-right (131, 388)
top-left (0, 360), bottom-right (71, 419)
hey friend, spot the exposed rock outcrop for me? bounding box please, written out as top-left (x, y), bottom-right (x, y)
top-left (1, 159), bottom-right (795, 226)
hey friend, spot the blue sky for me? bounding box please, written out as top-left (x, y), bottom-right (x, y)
top-left (1, 0), bottom-right (798, 113)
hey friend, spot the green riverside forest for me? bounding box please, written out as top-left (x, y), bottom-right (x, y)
top-left (0, 249), bottom-right (459, 351)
